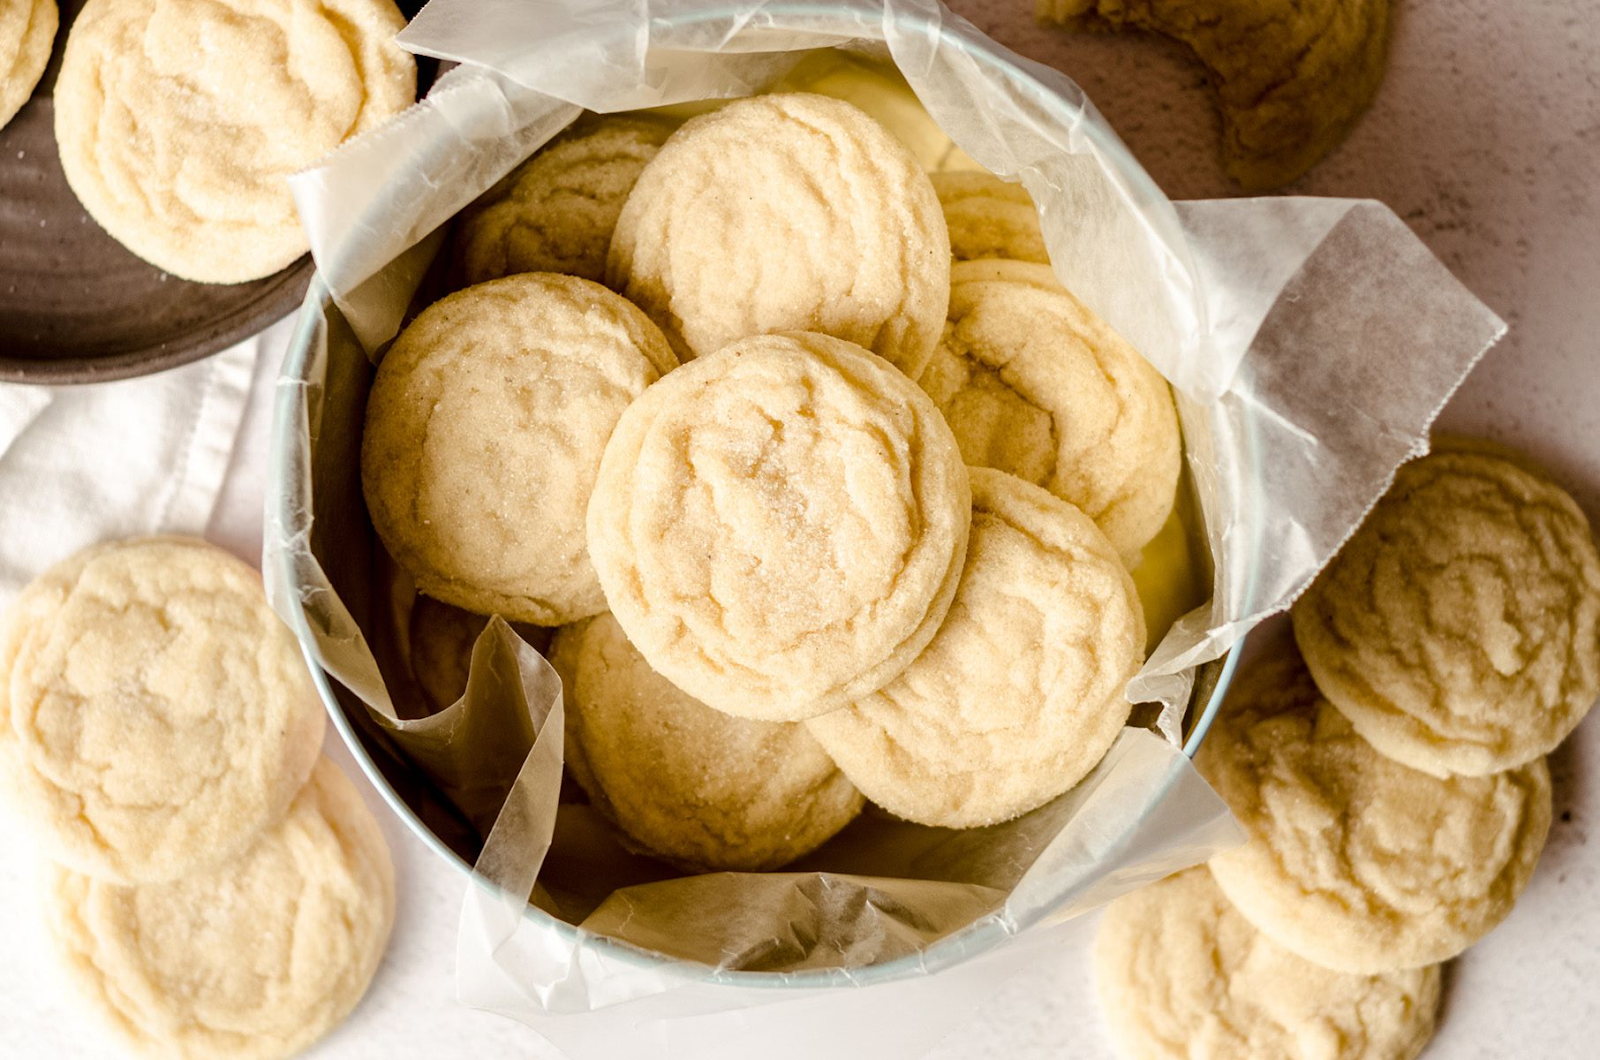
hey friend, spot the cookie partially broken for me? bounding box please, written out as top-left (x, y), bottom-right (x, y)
top-left (1037, 0), bottom-right (1391, 190)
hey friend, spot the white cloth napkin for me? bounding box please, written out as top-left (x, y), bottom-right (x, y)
top-left (0, 332), bottom-right (274, 607)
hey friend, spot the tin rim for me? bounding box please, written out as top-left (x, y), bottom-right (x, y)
top-left (270, 3), bottom-right (1264, 993)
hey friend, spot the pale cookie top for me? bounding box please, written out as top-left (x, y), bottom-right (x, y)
top-left (362, 273), bottom-right (678, 626)
top-left (0, 0), bottom-right (55, 131)
top-left (1198, 648), bottom-right (1552, 974)
top-left (919, 260), bottom-right (1180, 563)
top-left (586, 331), bottom-right (970, 722)
top-left (607, 92), bottom-right (951, 377)
top-left (54, 0), bottom-right (415, 283)
top-left (0, 537), bottom-right (326, 884)
top-left (455, 116), bottom-right (672, 286)
top-left (550, 613), bottom-right (862, 872)
top-left (48, 758), bottom-right (395, 1060)
top-left (929, 171), bottom-right (1049, 264)
top-left (1294, 448), bottom-right (1600, 777)
top-left (1094, 867), bottom-right (1441, 1060)
top-left (807, 468), bottom-right (1143, 828)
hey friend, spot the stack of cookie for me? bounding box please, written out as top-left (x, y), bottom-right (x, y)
top-left (1094, 444), bottom-right (1600, 1060)
top-left (0, 537), bottom-right (396, 1060)
top-left (360, 90), bottom-right (1182, 871)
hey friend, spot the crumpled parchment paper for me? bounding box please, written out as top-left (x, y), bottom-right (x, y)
top-left (264, 0), bottom-right (1505, 1055)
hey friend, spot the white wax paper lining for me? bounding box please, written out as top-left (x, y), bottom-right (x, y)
top-left (266, 0), bottom-right (1505, 1055)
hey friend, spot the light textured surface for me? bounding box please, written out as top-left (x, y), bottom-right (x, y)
top-left (1095, 866), bottom-right (1440, 1060)
top-left (607, 92), bottom-right (951, 376)
top-left (361, 273), bottom-right (677, 626)
top-left (2, 2), bottom-right (1599, 1057)
top-left (1295, 448), bottom-right (1600, 777)
top-left (48, 758), bottom-right (395, 1060)
top-left (0, 537), bottom-right (325, 883)
top-left (0, 0), bottom-right (54, 131)
top-left (807, 468), bottom-right (1142, 828)
top-left (454, 116), bottom-right (671, 286)
top-left (549, 612), bottom-right (862, 871)
top-left (1198, 646), bottom-right (1552, 974)
top-left (918, 260), bottom-right (1180, 563)
top-left (54, 0), bottom-right (414, 283)
top-left (929, 171), bottom-right (1049, 263)
top-left (586, 331), bottom-right (970, 721)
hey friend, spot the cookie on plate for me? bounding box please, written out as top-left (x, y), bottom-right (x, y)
top-left (807, 468), bottom-right (1142, 827)
top-left (54, 0), bottom-right (415, 282)
top-left (1095, 867), bottom-right (1441, 1060)
top-left (586, 331), bottom-right (970, 722)
top-left (1198, 646), bottom-right (1552, 973)
top-left (0, 537), bottom-right (326, 883)
top-left (918, 260), bottom-right (1180, 563)
top-left (929, 171), bottom-right (1048, 264)
top-left (455, 116), bottom-right (672, 286)
top-left (362, 273), bottom-right (678, 626)
top-left (607, 92), bottom-right (950, 377)
top-left (1294, 447), bottom-right (1600, 777)
top-left (0, 0), bottom-right (55, 132)
top-left (550, 613), bottom-right (862, 871)
top-left (48, 757), bottom-right (394, 1060)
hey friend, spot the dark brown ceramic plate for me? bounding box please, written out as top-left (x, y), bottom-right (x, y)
top-left (0, 1), bottom-right (431, 385)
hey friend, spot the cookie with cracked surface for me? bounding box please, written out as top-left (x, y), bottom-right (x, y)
top-left (1294, 447), bottom-right (1600, 777)
top-left (0, 537), bottom-right (325, 883)
top-left (54, 0), bottom-right (415, 282)
top-left (929, 171), bottom-right (1048, 264)
top-left (362, 273), bottom-right (678, 626)
top-left (48, 757), bottom-right (394, 1060)
top-left (0, 0), bottom-right (55, 132)
top-left (1038, 0), bottom-right (1390, 191)
top-left (807, 468), bottom-right (1143, 828)
top-left (918, 260), bottom-right (1179, 563)
top-left (607, 92), bottom-right (950, 377)
top-left (455, 116), bottom-right (672, 286)
top-left (1198, 646), bottom-right (1552, 973)
top-left (1094, 866), bottom-right (1441, 1060)
top-left (549, 613), bottom-right (862, 871)
top-left (586, 331), bottom-right (970, 722)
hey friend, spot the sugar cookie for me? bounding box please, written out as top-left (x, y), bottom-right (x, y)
top-left (586, 331), bottom-right (970, 721)
top-left (929, 171), bottom-right (1049, 264)
top-left (550, 613), bottom-right (862, 871)
top-left (942, 257), bottom-right (1063, 291)
top-left (0, 0), bottom-right (55, 132)
top-left (1095, 867), bottom-right (1441, 1060)
top-left (1198, 647), bottom-right (1552, 973)
top-left (54, 0), bottom-right (415, 283)
top-left (1038, 0), bottom-right (1390, 191)
top-left (607, 92), bottom-right (950, 376)
top-left (48, 757), bottom-right (394, 1060)
top-left (407, 596), bottom-right (551, 711)
top-left (918, 260), bottom-right (1180, 562)
top-left (0, 537), bottom-right (326, 883)
top-left (455, 116), bottom-right (672, 286)
top-left (1294, 448), bottom-right (1600, 777)
top-left (362, 273), bottom-right (678, 626)
top-left (807, 468), bottom-right (1142, 827)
